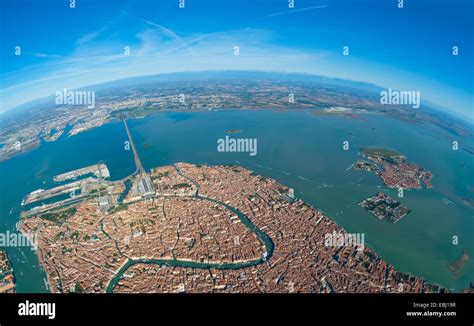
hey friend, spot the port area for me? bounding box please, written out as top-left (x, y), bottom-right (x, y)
top-left (21, 164), bottom-right (114, 218)
top-left (54, 163), bottom-right (110, 182)
top-left (20, 119), bottom-right (155, 219)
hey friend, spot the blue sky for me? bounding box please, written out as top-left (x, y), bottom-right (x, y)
top-left (0, 0), bottom-right (472, 121)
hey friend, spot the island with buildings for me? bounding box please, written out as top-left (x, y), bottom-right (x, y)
top-left (0, 249), bottom-right (16, 293)
top-left (15, 120), bottom-right (445, 294)
top-left (358, 192), bottom-right (411, 224)
top-left (355, 147), bottom-right (433, 189)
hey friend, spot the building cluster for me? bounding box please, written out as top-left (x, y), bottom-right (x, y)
top-left (358, 192), bottom-right (411, 223)
top-left (377, 161), bottom-right (433, 189)
top-left (0, 249), bottom-right (16, 293)
top-left (363, 155), bottom-right (433, 189)
top-left (18, 163), bottom-right (442, 293)
top-left (0, 78), bottom-right (384, 163)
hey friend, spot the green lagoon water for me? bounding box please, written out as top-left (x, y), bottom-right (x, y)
top-left (0, 109), bottom-right (472, 292)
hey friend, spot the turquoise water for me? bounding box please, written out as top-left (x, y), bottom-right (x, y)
top-left (0, 110), bottom-right (472, 292)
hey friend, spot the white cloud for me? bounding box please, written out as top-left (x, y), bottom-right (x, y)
top-left (0, 26), bottom-right (333, 111)
top-left (0, 21), bottom-right (472, 122)
top-left (75, 26), bottom-right (108, 45)
top-left (267, 5), bottom-right (328, 17)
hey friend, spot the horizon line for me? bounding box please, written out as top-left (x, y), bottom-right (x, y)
top-left (1, 69), bottom-right (472, 125)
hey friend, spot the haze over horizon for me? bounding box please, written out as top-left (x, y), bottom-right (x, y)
top-left (1, 0), bottom-right (473, 121)
top-left (1, 0), bottom-right (474, 308)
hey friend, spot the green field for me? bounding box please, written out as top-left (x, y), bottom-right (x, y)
top-left (361, 147), bottom-right (405, 161)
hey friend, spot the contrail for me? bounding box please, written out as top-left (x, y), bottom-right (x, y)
top-left (268, 5), bottom-right (328, 17)
top-left (123, 12), bottom-right (194, 55)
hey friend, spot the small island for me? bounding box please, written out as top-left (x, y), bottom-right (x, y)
top-left (358, 192), bottom-right (411, 223)
top-left (447, 249), bottom-right (470, 277)
top-left (355, 147), bottom-right (433, 189)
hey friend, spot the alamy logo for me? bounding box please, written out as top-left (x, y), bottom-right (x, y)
top-left (55, 88), bottom-right (96, 108)
top-left (380, 88), bottom-right (420, 109)
top-left (18, 300), bottom-right (56, 319)
top-left (0, 231), bottom-right (37, 250)
top-left (324, 232), bottom-right (365, 251)
top-left (217, 136), bottom-right (257, 156)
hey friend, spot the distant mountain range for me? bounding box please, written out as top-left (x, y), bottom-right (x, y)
top-left (1, 70), bottom-right (471, 138)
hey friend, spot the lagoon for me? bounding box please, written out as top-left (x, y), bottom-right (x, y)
top-left (0, 109), bottom-right (472, 292)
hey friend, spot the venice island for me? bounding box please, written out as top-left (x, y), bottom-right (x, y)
top-left (16, 121), bottom-right (445, 294)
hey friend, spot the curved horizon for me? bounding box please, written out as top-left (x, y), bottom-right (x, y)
top-left (1, 0), bottom-right (472, 122)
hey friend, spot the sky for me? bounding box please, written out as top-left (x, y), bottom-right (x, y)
top-left (0, 0), bottom-right (473, 121)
